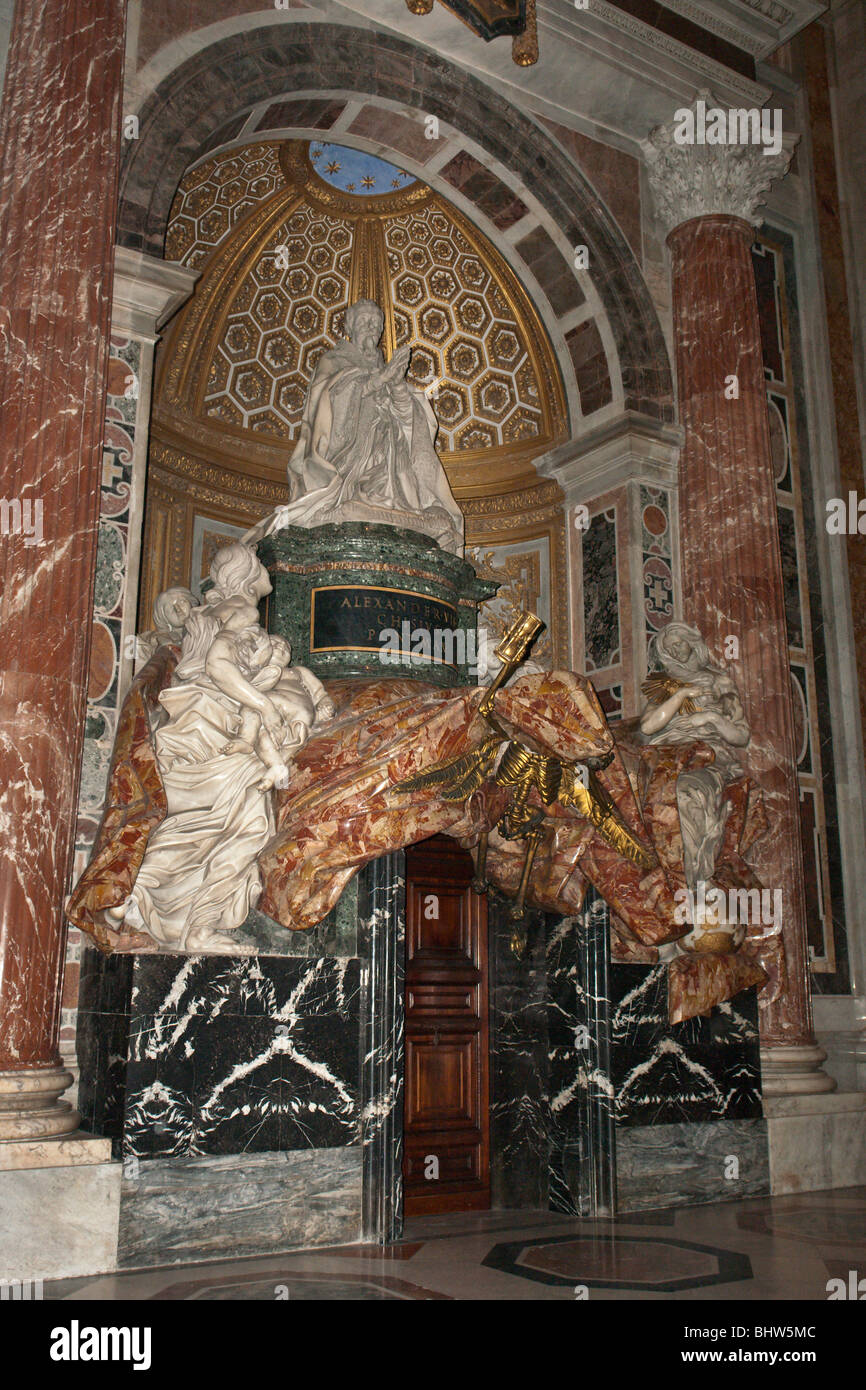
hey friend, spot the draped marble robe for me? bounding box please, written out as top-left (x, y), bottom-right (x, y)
top-left (246, 336), bottom-right (464, 555)
top-left (125, 671), bottom-right (274, 949)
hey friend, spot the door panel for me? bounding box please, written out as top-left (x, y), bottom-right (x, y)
top-left (403, 836), bottom-right (490, 1216)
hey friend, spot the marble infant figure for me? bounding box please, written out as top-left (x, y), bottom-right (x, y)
top-left (221, 627), bottom-right (336, 790)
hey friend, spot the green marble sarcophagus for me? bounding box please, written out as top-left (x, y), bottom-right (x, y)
top-left (256, 522), bottom-right (496, 688)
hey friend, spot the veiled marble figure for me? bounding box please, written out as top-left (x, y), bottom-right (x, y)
top-left (640, 622), bottom-right (751, 894)
top-left (244, 299), bottom-right (464, 555)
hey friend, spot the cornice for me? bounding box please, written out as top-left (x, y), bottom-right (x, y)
top-left (534, 412), bottom-right (684, 504)
top-left (112, 247), bottom-right (199, 341)
top-left (660, 0), bottom-right (827, 59)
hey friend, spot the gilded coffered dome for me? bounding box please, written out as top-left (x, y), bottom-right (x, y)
top-left (154, 139), bottom-right (566, 501)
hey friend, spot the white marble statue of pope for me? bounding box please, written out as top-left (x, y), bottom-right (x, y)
top-left (245, 299), bottom-right (464, 556)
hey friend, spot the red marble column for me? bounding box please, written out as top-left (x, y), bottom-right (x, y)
top-left (0, 0), bottom-right (126, 1135)
top-left (668, 213), bottom-right (827, 1077)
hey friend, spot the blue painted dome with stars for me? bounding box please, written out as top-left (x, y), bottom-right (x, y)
top-left (309, 141), bottom-right (417, 196)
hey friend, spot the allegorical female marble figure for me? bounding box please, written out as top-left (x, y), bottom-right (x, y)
top-left (112, 545), bottom-right (320, 953)
top-left (640, 621), bottom-right (750, 892)
top-left (245, 298), bottom-right (464, 556)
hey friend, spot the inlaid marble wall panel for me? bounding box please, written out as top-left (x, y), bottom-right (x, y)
top-left (571, 481), bottom-right (677, 722)
top-left (616, 1118), bottom-right (770, 1212)
top-left (639, 484), bottom-right (675, 642)
top-left (573, 489), bottom-right (629, 720)
top-left (74, 337), bottom-right (141, 868)
top-left (610, 966), bottom-right (763, 1128)
top-left (118, 1147), bottom-right (362, 1269)
top-left (77, 951), bottom-right (363, 1160)
top-left (583, 508), bottom-right (621, 674)
top-left (752, 233), bottom-right (848, 989)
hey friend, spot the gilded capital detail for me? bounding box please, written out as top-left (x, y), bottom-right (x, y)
top-left (641, 90), bottom-right (797, 238)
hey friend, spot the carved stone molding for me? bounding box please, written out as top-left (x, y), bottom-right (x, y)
top-left (641, 91), bottom-right (797, 237)
top-left (661, 0), bottom-right (826, 59)
top-left (112, 248), bottom-right (199, 342)
top-left (461, 477), bottom-right (562, 521)
top-left (535, 413), bottom-right (684, 507)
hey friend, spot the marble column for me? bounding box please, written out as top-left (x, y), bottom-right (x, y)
top-left (0, 0), bottom-right (127, 1137)
top-left (643, 95), bottom-right (833, 1094)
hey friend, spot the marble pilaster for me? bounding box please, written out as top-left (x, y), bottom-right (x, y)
top-left (63, 250), bottom-right (198, 1095)
top-left (0, 0), bottom-right (126, 1136)
top-left (358, 852), bottom-right (406, 1245)
top-left (73, 249), bottom-right (198, 874)
top-left (643, 96), bottom-right (833, 1094)
top-left (538, 414), bottom-right (684, 715)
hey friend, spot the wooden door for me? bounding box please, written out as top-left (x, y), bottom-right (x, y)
top-left (403, 835), bottom-right (490, 1216)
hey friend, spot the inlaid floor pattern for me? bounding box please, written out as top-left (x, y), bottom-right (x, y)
top-left (44, 1186), bottom-right (866, 1301)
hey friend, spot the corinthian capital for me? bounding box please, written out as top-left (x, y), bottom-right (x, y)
top-left (641, 90), bottom-right (797, 238)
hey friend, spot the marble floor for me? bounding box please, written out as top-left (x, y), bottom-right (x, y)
top-left (42, 1185), bottom-right (866, 1301)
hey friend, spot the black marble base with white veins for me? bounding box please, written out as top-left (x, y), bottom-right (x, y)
top-left (611, 965), bottom-right (763, 1128)
top-left (78, 951), bottom-right (362, 1159)
top-left (77, 855), bottom-right (406, 1264)
top-left (77, 862), bottom-right (766, 1258)
top-left (490, 888), bottom-right (766, 1217)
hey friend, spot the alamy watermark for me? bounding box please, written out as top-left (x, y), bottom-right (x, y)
top-left (379, 624), bottom-right (488, 678)
top-left (1, 1277), bottom-right (43, 1300)
top-left (827, 1270), bottom-right (865, 1299)
top-left (673, 881), bottom-right (782, 930)
top-left (826, 492), bottom-right (866, 534)
top-left (0, 497), bottom-right (43, 546)
top-left (673, 98), bottom-right (783, 158)
top-left (50, 1323), bottom-right (152, 1370)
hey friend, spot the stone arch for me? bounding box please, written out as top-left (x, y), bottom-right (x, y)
top-left (118, 21), bottom-right (673, 423)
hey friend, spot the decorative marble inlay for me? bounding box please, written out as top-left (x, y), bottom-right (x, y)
top-left (482, 1231), bottom-right (753, 1291)
top-left (582, 509), bottom-right (620, 672)
top-left (640, 484), bottom-right (674, 637)
top-left (75, 336), bottom-right (140, 866)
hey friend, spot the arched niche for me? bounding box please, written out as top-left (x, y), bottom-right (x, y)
top-left (119, 20), bottom-right (673, 425)
top-left (118, 19), bottom-right (677, 683)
